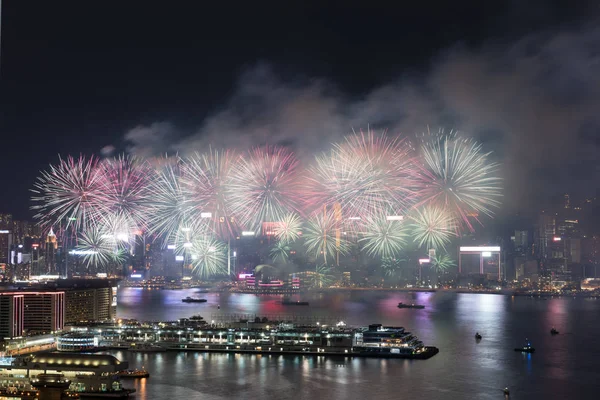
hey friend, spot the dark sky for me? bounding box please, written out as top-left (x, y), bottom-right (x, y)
top-left (1, 1), bottom-right (599, 220)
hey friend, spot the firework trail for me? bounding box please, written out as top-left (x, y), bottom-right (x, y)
top-left (145, 157), bottom-right (196, 246)
top-left (407, 205), bottom-right (457, 251)
top-left (75, 226), bottom-right (127, 269)
top-left (227, 146), bottom-right (303, 231)
top-left (31, 155), bottom-right (104, 230)
top-left (303, 211), bottom-right (350, 264)
top-left (189, 235), bottom-right (228, 279)
top-left (415, 130), bottom-right (502, 230)
top-left (272, 213), bottom-right (303, 243)
top-left (182, 149), bottom-right (238, 239)
top-left (97, 155), bottom-right (152, 232)
top-left (359, 214), bottom-right (408, 259)
top-left (307, 130), bottom-right (416, 220)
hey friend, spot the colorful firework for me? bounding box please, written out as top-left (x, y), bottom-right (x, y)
top-left (227, 146), bottom-right (303, 231)
top-left (359, 214), bottom-right (408, 258)
top-left (75, 227), bottom-right (127, 268)
top-left (415, 130), bottom-right (502, 230)
top-left (381, 257), bottom-right (406, 278)
top-left (430, 253), bottom-right (456, 273)
top-left (270, 241), bottom-right (291, 264)
top-left (189, 236), bottom-right (228, 278)
top-left (31, 155), bottom-right (104, 230)
top-left (303, 212), bottom-right (350, 264)
top-left (145, 158), bottom-right (196, 246)
top-left (97, 155), bottom-right (151, 231)
top-left (308, 264), bottom-right (336, 288)
top-left (182, 149), bottom-right (238, 238)
top-left (273, 213), bottom-right (303, 243)
top-left (407, 206), bottom-right (457, 251)
top-left (308, 130), bottom-right (416, 219)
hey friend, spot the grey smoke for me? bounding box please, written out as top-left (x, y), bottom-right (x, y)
top-left (123, 21), bottom-right (600, 211)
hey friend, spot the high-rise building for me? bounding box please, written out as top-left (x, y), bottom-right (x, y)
top-left (0, 213), bottom-right (13, 266)
top-left (535, 213), bottom-right (555, 259)
top-left (0, 291), bottom-right (65, 337)
top-left (512, 230), bottom-right (529, 254)
top-left (64, 286), bottom-right (117, 324)
top-left (0, 294), bottom-right (24, 338)
top-left (44, 228), bottom-right (58, 274)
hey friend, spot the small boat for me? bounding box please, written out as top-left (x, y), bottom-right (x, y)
top-left (118, 368), bottom-right (150, 378)
top-left (475, 333), bottom-right (482, 340)
top-left (550, 328), bottom-right (559, 335)
top-left (281, 300), bottom-right (309, 306)
top-left (503, 387), bottom-right (510, 396)
top-left (182, 297), bottom-right (208, 303)
top-left (398, 302), bottom-right (425, 309)
top-left (514, 338), bottom-right (535, 353)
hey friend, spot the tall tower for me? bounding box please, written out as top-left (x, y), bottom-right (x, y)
top-left (44, 228), bottom-right (58, 274)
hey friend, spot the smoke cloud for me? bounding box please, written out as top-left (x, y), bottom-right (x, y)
top-left (123, 21), bottom-right (600, 212)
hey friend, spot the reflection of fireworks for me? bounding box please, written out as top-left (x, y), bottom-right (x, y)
top-left (303, 212), bottom-right (350, 264)
top-left (416, 131), bottom-right (502, 230)
top-left (273, 213), bottom-right (302, 243)
top-left (31, 156), bottom-right (104, 230)
top-left (97, 155), bottom-right (151, 231)
top-left (189, 236), bottom-right (227, 279)
top-left (359, 215), bottom-right (407, 258)
top-left (182, 149), bottom-right (237, 238)
top-left (227, 146), bottom-right (303, 231)
top-left (76, 227), bottom-right (126, 268)
top-left (308, 130), bottom-right (415, 219)
top-left (408, 206), bottom-right (457, 250)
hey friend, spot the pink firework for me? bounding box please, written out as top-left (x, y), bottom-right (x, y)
top-left (226, 146), bottom-right (304, 231)
top-left (307, 129), bottom-right (418, 221)
top-left (31, 155), bottom-right (104, 230)
top-left (182, 148), bottom-right (239, 239)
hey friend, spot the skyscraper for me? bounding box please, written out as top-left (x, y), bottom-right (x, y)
top-left (44, 228), bottom-right (58, 274)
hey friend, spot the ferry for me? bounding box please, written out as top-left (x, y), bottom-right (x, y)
top-left (353, 324), bottom-right (436, 358)
top-left (117, 369), bottom-right (150, 378)
top-left (397, 302), bottom-right (425, 309)
top-left (182, 297), bottom-right (208, 303)
top-left (514, 339), bottom-right (535, 353)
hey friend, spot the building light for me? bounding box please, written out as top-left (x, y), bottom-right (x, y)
top-left (459, 246), bottom-right (501, 252)
top-left (553, 237), bottom-right (562, 241)
top-left (242, 231), bottom-right (255, 236)
top-left (181, 227), bottom-right (191, 232)
top-left (200, 212), bottom-right (212, 218)
top-left (482, 252), bottom-right (492, 257)
top-left (386, 216), bottom-right (403, 221)
top-left (183, 242), bottom-right (193, 248)
top-left (418, 258), bottom-right (430, 264)
top-left (348, 217), bottom-right (361, 221)
top-left (167, 244), bottom-right (176, 250)
top-left (130, 274), bottom-right (142, 278)
top-left (175, 255), bottom-right (184, 261)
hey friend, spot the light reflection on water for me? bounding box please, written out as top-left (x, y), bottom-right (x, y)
top-left (115, 289), bottom-right (600, 400)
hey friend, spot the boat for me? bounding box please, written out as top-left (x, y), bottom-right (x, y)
top-left (281, 300), bottom-right (309, 306)
top-left (182, 297), bottom-right (208, 303)
top-left (397, 302), bottom-right (425, 309)
top-left (550, 328), bottom-right (559, 335)
top-left (475, 332), bottom-right (482, 340)
top-left (503, 387), bottom-right (510, 396)
top-left (117, 368), bottom-right (149, 378)
top-left (514, 339), bottom-right (535, 353)
top-left (128, 343), bottom-right (166, 352)
top-left (353, 324), bottom-right (436, 358)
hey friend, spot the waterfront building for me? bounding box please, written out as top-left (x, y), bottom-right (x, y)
top-left (64, 286), bottom-right (117, 324)
top-left (0, 291), bottom-right (65, 338)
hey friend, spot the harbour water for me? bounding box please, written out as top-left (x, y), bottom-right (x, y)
top-left (114, 288), bottom-right (600, 399)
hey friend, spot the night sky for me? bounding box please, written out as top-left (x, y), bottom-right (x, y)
top-left (0, 1), bottom-right (599, 220)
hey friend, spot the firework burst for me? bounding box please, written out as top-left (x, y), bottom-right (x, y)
top-left (303, 212), bottom-right (350, 264)
top-left (415, 130), bottom-right (502, 230)
top-left (308, 130), bottom-right (416, 219)
top-left (407, 205), bottom-right (457, 251)
top-left (75, 227), bottom-right (127, 269)
top-left (189, 236), bottom-right (228, 278)
top-left (359, 214), bottom-right (408, 258)
top-left (227, 146), bottom-right (303, 231)
top-left (270, 241), bottom-right (291, 264)
top-left (273, 213), bottom-right (303, 243)
top-left (430, 253), bottom-right (456, 273)
top-left (182, 149), bottom-right (238, 238)
top-left (31, 155), bottom-right (104, 230)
